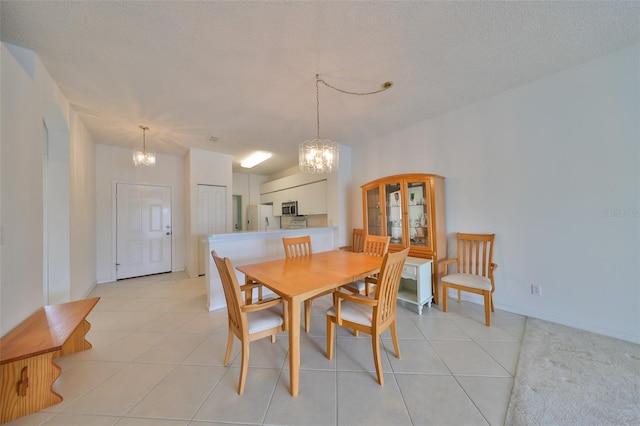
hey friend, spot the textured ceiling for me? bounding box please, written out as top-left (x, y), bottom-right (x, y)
top-left (2, 1), bottom-right (640, 175)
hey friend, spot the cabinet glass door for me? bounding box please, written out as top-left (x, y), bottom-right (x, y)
top-left (385, 182), bottom-right (403, 244)
top-left (406, 181), bottom-right (430, 249)
top-left (365, 186), bottom-right (381, 236)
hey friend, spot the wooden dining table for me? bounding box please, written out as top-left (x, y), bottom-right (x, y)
top-left (236, 249), bottom-right (383, 396)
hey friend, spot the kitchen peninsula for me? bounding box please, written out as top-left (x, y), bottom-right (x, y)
top-left (202, 227), bottom-right (337, 311)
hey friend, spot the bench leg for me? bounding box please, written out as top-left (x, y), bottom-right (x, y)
top-left (60, 318), bottom-right (93, 356)
top-left (0, 352), bottom-right (63, 424)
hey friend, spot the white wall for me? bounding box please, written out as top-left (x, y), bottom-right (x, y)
top-left (352, 44), bottom-right (640, 343)
top-left (95, 143), bottom-right (186, 283)
top-left (69, 118), bottom-right (97, 300)
top-left (1, 43), bottom-right (96, 334)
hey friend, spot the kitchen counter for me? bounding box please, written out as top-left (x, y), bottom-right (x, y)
top-left (202, 227), bottom-right (337, 311)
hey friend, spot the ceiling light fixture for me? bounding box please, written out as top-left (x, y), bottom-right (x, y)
top-left (133, 125), bottom-right (156, 166)
top-left (299, 74), bottom-right (393, 174)
top-left (241, 151), bottom-right (272, 168)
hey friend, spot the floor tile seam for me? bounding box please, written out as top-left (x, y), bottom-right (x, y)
top-left (421, 344), bottom-right (511, 379)
top-left (472, 337), bottom-right (521, 343)
top-left (391, 371), bottom-right (455, 377)
top-left (52, 360), bottom-right (128, 414)
top-left (423, 339), bottom-right (455, 376)
top-left (48, 412), bottom-right (126, 422)
top-left (260, 352), bottom-right (289, 425)
top-left (60, 358), bottom-right (132, 372)
top-left (394, 372), bottom-right (431, 426)
top-left (120, 362), bottom-right (184, 419)
top-left (422, 337), bottom-right (474, 342)
top-left (463, 337), bottom-right (517, 378)
top-left (177, 361), bottom-right (230, 368)
top-left (450, 373), bottom-right (493, 426)
top-left (452, 371), bottom-right (514, 378)
top-left (187, 366), bottom-right (230, 424)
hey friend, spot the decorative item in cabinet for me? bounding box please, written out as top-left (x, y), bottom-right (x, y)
top-left (398, 257), bottom-right (433, 314)
top-left (361, 174), bottom-right (446, 305)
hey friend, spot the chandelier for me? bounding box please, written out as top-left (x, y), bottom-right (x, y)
top-left (133, 125), bottom-right (156, 167)
top-left (299, 75), bottom-right (392, 174)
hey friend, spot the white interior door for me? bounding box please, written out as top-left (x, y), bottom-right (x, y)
top-left (116, 183), bottom-right (172, 279)
top-left (198, 184), bottom-right (226, 275)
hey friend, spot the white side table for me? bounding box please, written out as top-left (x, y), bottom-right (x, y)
top-left (397, 257), bottom-right (433, 315)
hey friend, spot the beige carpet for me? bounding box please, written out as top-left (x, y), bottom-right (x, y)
top-left (505, 318), bottom-right (640, 425)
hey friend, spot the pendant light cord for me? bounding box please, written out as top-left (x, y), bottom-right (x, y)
top-left (314, 74), bottom-right (393, 139)
top-left (139, 125), bottom-right (149, 152)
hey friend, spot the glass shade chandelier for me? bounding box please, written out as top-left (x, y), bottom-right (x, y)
top-left (299, 74), bottom-right (392, 174)
top-left (133, 125), bottom-right (156, 166)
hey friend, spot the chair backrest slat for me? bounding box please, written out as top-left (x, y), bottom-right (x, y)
top-left (362, 235), bottom-right (390, 257)
top-left (282, 235), bottom-right (312, 258)
top-left (456, 233), bottom-right (495, 278)
top-left (373, 248), bottom-right (410, 324)
top-left (352, 229), bottom-right (365, 253)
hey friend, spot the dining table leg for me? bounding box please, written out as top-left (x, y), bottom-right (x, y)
top-left (288, 295), bottom-right (301, 397)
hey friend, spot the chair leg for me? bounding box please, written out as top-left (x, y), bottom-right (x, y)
top-left (490, 293), bottom-right (495, 312)
top-left (483, 291), bottom-right (491, 327)
top-left (304, 300), bottom-right (311, 333)
top-left (224, 329), bottom-right (234, 366)
top-left (457, 289), bottom-right (461, 303)
top-left (442, 284), bottom-right (449, 312)
top-left (282, 300), bottom-right (289, 331)
top-left (326, 316), bottom-right (335, 360)
top-left (238, 339), bottom-right (250, 394)
top-left (390, 321), bottom-right (401, 359)
top-left (372, 334), bottom-right (384, 385)
top-left (270, 334), bottom-right (276, 343)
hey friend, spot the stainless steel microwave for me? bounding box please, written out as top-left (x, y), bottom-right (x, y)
top-left (282, 201), bottom-right (298, 216)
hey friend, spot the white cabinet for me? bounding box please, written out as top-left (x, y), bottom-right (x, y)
top-left (262, 180), bottom-right (328, 217)
top-left (298, 180), bottom-right (327, 215)
top-left (260, 192), bottom-right (281, 216)
top-left (397, 257), bottom-right (433, 315)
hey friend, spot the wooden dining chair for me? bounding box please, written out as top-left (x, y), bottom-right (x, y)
top-left (326, 247), bottom-right (410, 385)
top-left (440, 233), bottom-right (497, 326)
top-left (339, 228), bottom-right (365, 253)
top-left (211, 251), bottom-right (285, 394)
top-left (282, 235), bottom-right (313, 257)
top-left (282, 235), bottom-right (321, 333)
top-left (342, 234), bottom-right (390, 296)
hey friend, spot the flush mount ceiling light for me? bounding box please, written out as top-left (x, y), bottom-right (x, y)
top-left (241, 151), bottom-right (272, 168)
top-left (299, 74), bottom-right (392, 174)
top-left (132, 125), bottom-right (156, 166)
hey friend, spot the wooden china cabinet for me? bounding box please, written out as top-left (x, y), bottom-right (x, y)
top-left (362, 174), bottom-right (447, 305)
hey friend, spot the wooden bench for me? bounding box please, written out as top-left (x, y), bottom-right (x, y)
top-left (0, 297), bottom-right (100, 424)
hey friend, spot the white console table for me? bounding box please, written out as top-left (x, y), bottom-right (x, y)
top-left (397, 257), bottom-right (433, 315)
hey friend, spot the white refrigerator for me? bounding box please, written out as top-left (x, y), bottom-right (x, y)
top-left (247, 204), bottom-right (280, 231)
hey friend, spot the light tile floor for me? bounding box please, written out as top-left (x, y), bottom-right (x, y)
top-left (7, 272), bottom-right (526, 426)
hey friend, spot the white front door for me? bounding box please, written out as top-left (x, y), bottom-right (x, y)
top-left (116, 183), bottom-right (172, 279)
